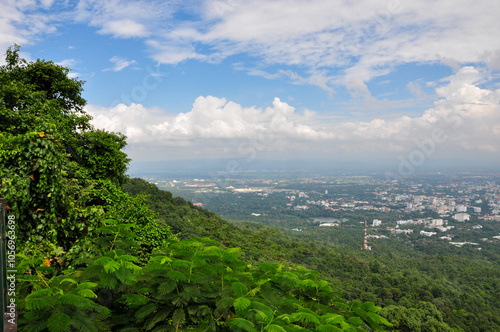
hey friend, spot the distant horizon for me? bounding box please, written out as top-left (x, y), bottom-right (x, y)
top-left (127, 157), bottom-right (500, 179)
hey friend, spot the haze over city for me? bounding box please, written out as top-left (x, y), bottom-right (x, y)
top-left (3, 0), bottom-right (500, 172)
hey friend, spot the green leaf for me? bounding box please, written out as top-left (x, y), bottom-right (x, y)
top-left (123, 294), bottom-right (151, 306)
top-left (232, 281), bottom-right (249, 297)
top-left (315, 324), bottom-right (343, 332)
top-left (172, 308), bottom-right (186, 329)
top-left (158, 281), bottom-right (176, 295)
top-left (234, 297), bottom-right (251, 313)
top-left (100, 272), bottom-right (118, 289)
top-left (347, 317), bottom-right (363, 325)
top-left (229, 318), bottom-right (257, 332)
top-left (290, 312), bottom-right (320, 326)
top-left (47, 312), bottom-right (71, 332)
top-left (322, 314), bottom-right (344, 325)
top-left (76, 282), bottom-right (98, 290)
top-left (60, 278), bottom-right (78, 285)
top-left (171, 259), bottom-right (194, 268)
top-left (103, 260), bottom-right (121, 273)
top-left (361, 302), bottom-right (380, 313)
top-left (58, 293), bottom-right (85, 307)
top-left (251, 301), bottom-right (274, 325)
top-left (264, 324), bottom-right (287, 332)
top-left (115, 265), bottom-right (136, 285)
top-left (25, 297), bottom-right (50, 311)
top-left (77, 289), bottom-right (98, 299)
top-left (366, 312), bottom-right (393, 327)
top-left (135, 303), bottom-right (158, 320)
top-left (167, 270), bottom-right (187, 282)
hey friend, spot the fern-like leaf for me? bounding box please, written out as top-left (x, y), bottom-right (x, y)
top-left (116, 265), bottom-right (137, 285)
top-left (263, 324), bottom-right (287, 332)
top-left (47, 312), bottom-right (72, 332)
top-left (231, 282), bottom-right (249, 297)
top-left (290, 312), bottom-right (320, 325)
top-left (171, 308), bottom-right (186, 330)
top-left (135, 303), bottom-right (158, 320)
top-left (167, 270), bottom-right (186, 282)
top-left (58, 293), bottom-right (95, 310)
top-left (157, 281), bottom-right (176, 295)
top-left (228, 318), bottom-right (257, 332)
top-left (234, 297), bottom-right (251, 313)
top-left (25, 297), bottom-right (51, 311)
top-left (145, 308), bottom-right (172, 331)
top-left (78, 288), bottom-right (98, 299)
top-left (316, 324), bottom-right (343, 332)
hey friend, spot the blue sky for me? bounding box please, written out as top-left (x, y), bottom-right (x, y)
top-left (2, 0), bottom-right (500, 175)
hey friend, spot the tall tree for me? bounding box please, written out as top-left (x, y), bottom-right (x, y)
top-left (0, 45), bottom-right (130, 248)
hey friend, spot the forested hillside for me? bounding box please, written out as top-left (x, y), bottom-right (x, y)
top-left (0, 46), bottom-right (393, 331)
top-left (123, 179), bottom-right (500, 331)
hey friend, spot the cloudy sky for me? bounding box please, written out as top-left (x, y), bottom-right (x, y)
top-left (2, 0), bottom-right (500, 175)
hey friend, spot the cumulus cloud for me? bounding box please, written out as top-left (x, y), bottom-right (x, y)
top-left (87, 96), bottom-right (330, 145)
top-left (335, 67), bottom-right (500, 154)
top-left (86, 66), bottom-right (500, 160)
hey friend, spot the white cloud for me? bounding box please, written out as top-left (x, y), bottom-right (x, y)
top-left (103, 56), bottom-right (137, 72)
top-left (3, 0), bottom-right (499, 95)
top-left (335, 67), bottom-right (500, 154)
top-left (101, 19), bottom-right (148, 38)
top-left (87, 66), bottom-right (500, 160)
top-left (74, 0), bottom-right (176, 38)
top-left (57, 59), bottom-right (78, 67)
top-left (145, 0), bottom-right (500, 91)
top-left (87, 96), bottom-right (330, 145)
top-left (0, 0), bottom-right (59, 62)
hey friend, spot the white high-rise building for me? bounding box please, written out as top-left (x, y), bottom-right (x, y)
top-left (453, 213), bottom-right (470, 222)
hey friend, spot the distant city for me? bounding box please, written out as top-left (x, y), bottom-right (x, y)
top-left (138, 172), bottom-right (500, 251)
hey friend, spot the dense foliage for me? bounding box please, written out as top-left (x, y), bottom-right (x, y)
top-left (146, 184), bottom-right (500, 331)
top-left (1, 47), bottom-right (392, 331)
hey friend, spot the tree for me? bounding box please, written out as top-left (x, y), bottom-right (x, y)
top-left (0, 45), bottom-right (129, 248)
